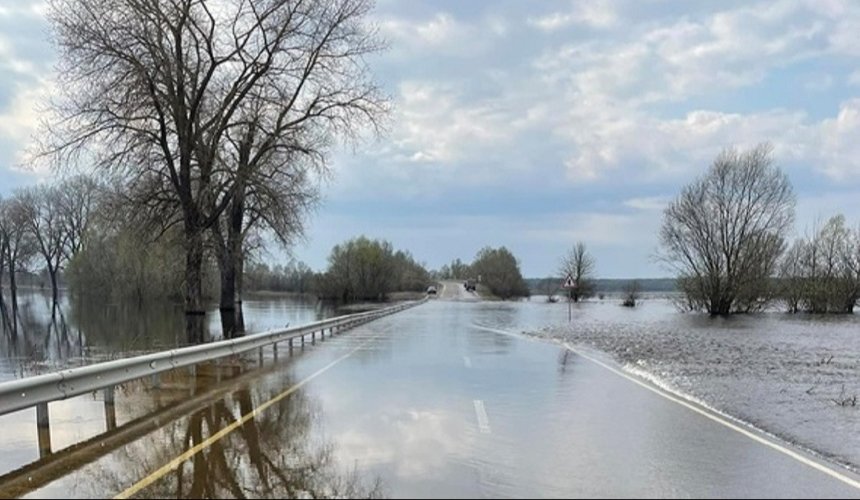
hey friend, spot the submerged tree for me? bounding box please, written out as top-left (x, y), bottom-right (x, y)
top-left (43, 0), bottom-right (385, 342)
top-left (778, 215), bottom-right (860, 313)
top-left (622, 280), bottom-right (641, 308)
top-left (0, 195), bottom-right (34, 335)
top-left (18, 186), bottom-right (67, 305)
top-left (558, 242), bottom-right (596, 302)
top-left (660, 144), bottom-right (795, 315)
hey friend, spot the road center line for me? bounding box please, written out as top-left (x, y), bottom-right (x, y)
top-left (470, 324), bottom-right (860, 492)
top-left (474, 400), bottom-right (491, 434)
top-left (114, 341), bottom-right (371, 499)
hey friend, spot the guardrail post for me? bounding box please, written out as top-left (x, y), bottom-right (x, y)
top-left (188, 365), bottom-right (196, 396)
top-left (36, 402), bottom-right (52, 458)
top-left (311, 332), bottom-right (316, 345)
top-left (289, 338), bottom-right (294, 355)
top-left (259, 347), bottom-right (264, 366)
top-left (151, 373), bottom-right (160, 389)
top-left (301, 335), bottom-right (305, 349)
top-left (104, 386), bottom-right (117, 431)
top-left (273, 342), bottom-right (278, 360)
top-left (320, 329), bottom-right (325, 342)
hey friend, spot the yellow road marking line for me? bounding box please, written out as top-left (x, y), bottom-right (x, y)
top-left (471, 324), bottom-right (860, 491)
top-left (114, 343), bottom-right (368, 499)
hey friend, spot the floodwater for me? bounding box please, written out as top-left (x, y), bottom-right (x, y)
top-left (1, 294), bottom-right (859, 498)
top-left (531, 295), bottom-right (860, 473)
top-left (0, 290), bottom-right (337, 383)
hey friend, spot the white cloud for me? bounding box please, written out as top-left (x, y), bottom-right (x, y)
top-left (0, 2), bottom-right (47, 19)
top-left (624, 196), bottom-right (671, 211)
top-left (0, 33), bottom-right (40, 78)
top-left (377, 12), bottom-right (502, 58)
top-left (529, 1), bottom-right (619, 31)
top-left (0, 79), bottom-right (55, 170)
top-left (818, 99), bottom-right (860, 179)
top-left (386, 81), bottom-right (514, 169)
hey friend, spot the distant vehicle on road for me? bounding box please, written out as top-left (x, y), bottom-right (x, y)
top-left (426, 286), bottom-right (437, 295)
top-left (464, 280), bottom-right (476, 292)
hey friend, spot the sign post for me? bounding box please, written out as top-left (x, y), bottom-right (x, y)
top-left (562, 274), bottom-right (576, 322)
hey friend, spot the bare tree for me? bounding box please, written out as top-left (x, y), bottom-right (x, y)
top-left (558, 242), bottom-right (596, 302)
top-left (659, 143), bottom-right (795, 315)
top-left (18, 186), bottom-right (68, 304)
top-left (779, 215), bottom-right (860, 313)
top-left (43, 0), bottom-right (385, 342)
top-left (0, 195), bottom-right (34, 335)
top-left (207, 0), bottom-right (384, 329)
top-left (0, 198), bottom-right (9, 330)
top-left (57, 175), bottom-right (101, 261)
top-left (778, 239), bottom-right (807, 313)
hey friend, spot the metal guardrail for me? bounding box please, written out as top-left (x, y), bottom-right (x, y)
top-left (0, 298), bottom-right (427, 417)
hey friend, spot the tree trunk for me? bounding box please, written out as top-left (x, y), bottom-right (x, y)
top-left (48, 264), bottom-right (59, 306)
top-left (8, 259), bottom-right (17, 337)
top-left (228, 183), bottom-right (245, 333)
top-left (218, 248), bottom-right (236, 312)
top-left (185, 224), bottom-right (207, 344)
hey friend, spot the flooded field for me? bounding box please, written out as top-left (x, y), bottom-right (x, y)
top-left (0, 290), bottom-right (337, 382)
top-left (524, 296), bottom-right (860, 473)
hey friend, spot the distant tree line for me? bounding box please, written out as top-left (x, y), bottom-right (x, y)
top-left (245, 261), bottom-right (317, 295)
top-left (244, 237), bottom-right (432, 303)
top-left (526, 278), bottom-right (675, 297)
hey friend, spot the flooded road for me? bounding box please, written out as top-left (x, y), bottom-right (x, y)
top-left (1, 299), bottom-right (859, 498)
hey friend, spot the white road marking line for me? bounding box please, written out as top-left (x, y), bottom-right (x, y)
top-left (464, 356), bottom-right (472, 369)
top-left (470, 324), bottom-right (860, 492)
top-left (474, 400), bottom-right (491, 434)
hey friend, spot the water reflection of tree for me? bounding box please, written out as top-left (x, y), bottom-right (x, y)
top-left (0, 292), bottom-right (85, 376)
top-left (90, 367), bottom-right (385, 499)
top-left (68, 295), bottom-right (190, 355)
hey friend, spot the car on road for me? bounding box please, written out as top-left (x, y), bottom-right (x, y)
top-left (426, 286), bottom-right (437, 295)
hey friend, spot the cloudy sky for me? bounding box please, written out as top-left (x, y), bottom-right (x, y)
top-left (2, 0), bottom-right (860, 278)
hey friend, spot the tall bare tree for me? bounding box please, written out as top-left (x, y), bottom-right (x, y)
top-left (0, 195), bottom-right (33, 335)
top-left (558, 242), bottom-right (596, 302)
top-left (58, 175), bottom-right (101, 261)
top-left (660, 143), bottom-right (795, 315)
top-left (19, 186), bottom-right (68, 304)
top-left (44, 0), bottom-right (384, 341)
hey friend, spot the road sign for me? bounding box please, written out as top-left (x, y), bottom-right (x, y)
top-left (562, 274), bottom-right (576, 289)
